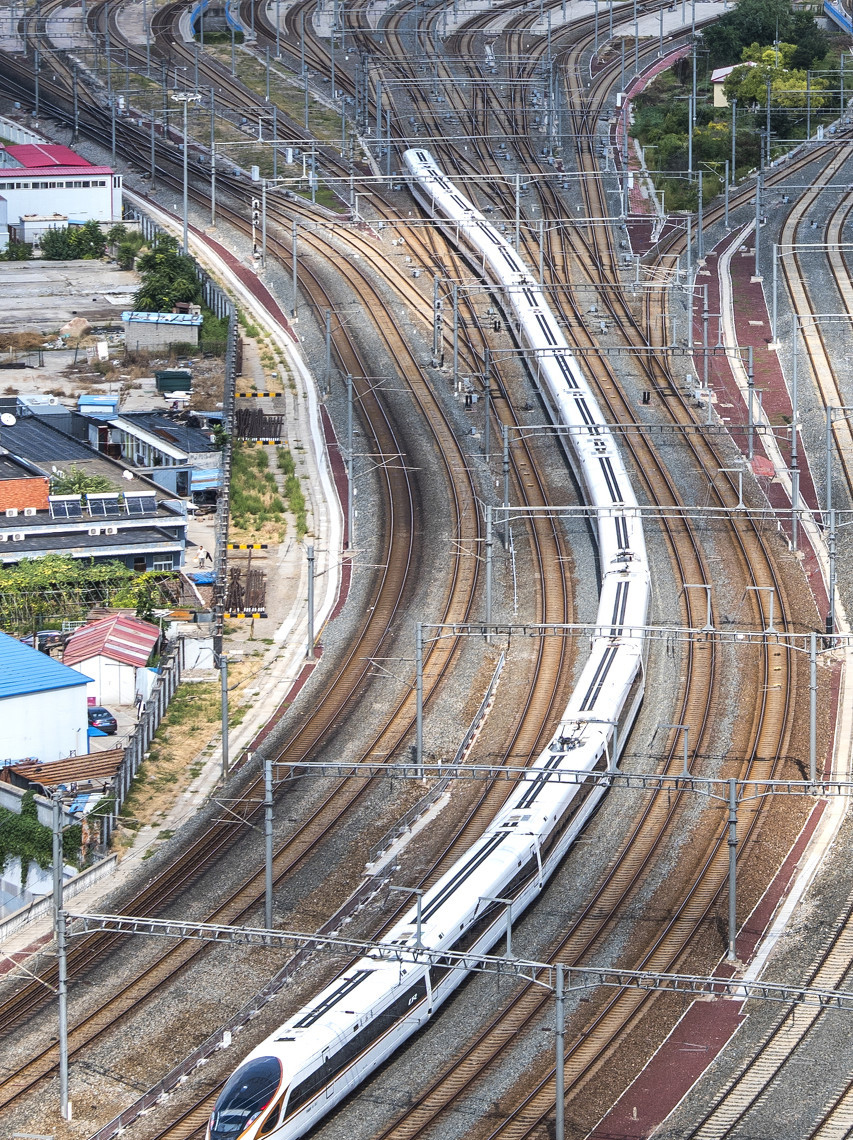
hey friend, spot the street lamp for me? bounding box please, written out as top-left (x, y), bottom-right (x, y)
top-left (170, 91), bottom-right (202, 254)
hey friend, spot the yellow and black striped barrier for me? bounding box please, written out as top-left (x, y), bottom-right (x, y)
top-left (224, 611), bottom-right (269, 619)
top-left (227, 543), bottom-right (269, 550)
top-left (236, 391), bottom-right (283, 398)
top-left (244, 438), bottom-right (286, 446)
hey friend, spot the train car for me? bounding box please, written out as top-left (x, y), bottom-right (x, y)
top-left (206, 152), bottom-right (650, 1140)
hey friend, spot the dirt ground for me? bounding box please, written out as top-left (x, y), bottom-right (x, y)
top-left (113, 654), bottom-right (266, 848)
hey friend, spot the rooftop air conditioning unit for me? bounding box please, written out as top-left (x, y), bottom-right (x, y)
top-left (5, 508), bottom-right (17, 517)
top-left (0, 534), bottom-right (7, 542)
top-left (23, 507), bottom-right (36, 516)
top-left (105, 526), bottom-right (117, 535)
top-left (88, 526), bottom-right (101, 536)
top-left (12, 532), bottom-right (24, 542)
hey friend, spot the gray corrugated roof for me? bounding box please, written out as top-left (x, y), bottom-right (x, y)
top-left (117, 413), bottom-right (217, 455)
top-left (1, 418), bottom-right (93, 462)
top-left (0, 526), bottom-right (181, 556)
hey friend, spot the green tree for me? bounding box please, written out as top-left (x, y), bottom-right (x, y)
top-left (741, 41), bottom-right (797, 67)
top-left (724, 58), bottom-right (828, 108)
top-left (135, 270), bottom-right (201, 312)
top-left (134, 234), bottom-right (201, 312)
top-left (0, 239), bottom-right (33, 262)
top-left (50, 464), bottom-right (118, 498)
top-left (790, 12), bottom-right (830, 71)
top-left (71, 220), bottom-right (108, 259)
top-left (701, 0), bottom-right (792, 68)
top-left (107, 223), bottom-right (128, 245)
top-left (39, 227), bottom-right (75, 259)
top-left (41, 220), bottom-right (107, 261)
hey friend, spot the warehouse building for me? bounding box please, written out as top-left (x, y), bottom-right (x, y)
top-left (0, 143), bottom-right (122, 238)
top-left (64, 614), bottom-right (160, 706)
top-left (0, 630), bottom-right (92, 765)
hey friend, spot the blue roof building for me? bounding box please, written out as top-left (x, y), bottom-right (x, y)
top-left (0, 632), bottom-right (93, 764)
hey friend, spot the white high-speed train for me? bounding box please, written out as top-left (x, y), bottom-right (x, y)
top-left (206, 150), bottom-right (650, 1140)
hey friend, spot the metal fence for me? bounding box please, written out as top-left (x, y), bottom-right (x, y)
top-left (100, 640), bottom-right (183, 846)
top-left (91, 203), bottom-right (237, 840)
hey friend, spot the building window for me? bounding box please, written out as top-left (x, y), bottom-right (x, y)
top-left (133, 556), bottom-right (147, 572)
top-left (153, 557), bottom-right (173, 571)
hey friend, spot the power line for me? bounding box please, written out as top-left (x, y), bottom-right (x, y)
top-left (67, 911), bottom-right (853, 1012)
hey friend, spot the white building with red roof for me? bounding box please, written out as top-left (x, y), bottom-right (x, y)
top-left (64, 614), bottom-right (161, 706)
top-left (0, 142), bottom-right (122, 242)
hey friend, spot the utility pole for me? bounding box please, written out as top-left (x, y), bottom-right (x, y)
top-left (291, 220), bottom-right (298, 318)
top-left (53, 794), bottom-right (70, 1121)
top-left (220, 653), bottom-right (229, 778)
top-left (306, 544), bottom-right (315, 658)
top-left (555, 963), bottom-right (565, 1140)
top-left (210, 89), bottom-right (216, 225)
top-left (264, 756), bottom-right (274, 929)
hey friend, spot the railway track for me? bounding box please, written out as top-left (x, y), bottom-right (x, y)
top-left (331, 10), bottom-right (815, 1140)
top-left (0, 13), bottom-right (594, 1140)
top-left (781, 150), bottom-right (853, 506)
top-left (0, 1), bottom-right (833, 1138)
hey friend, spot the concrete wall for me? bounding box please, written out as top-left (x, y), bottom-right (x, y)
top-left (0, 117), bottom-right (44, 145)
top-left (0, 780), bottom-right (54, 826)
top-left (124, 321), bottom-right (200, 351)
top-left (0, 685), bottom-right (89, 764)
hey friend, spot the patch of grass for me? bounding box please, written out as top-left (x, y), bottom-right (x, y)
top-left (230, 442), bottom-right (287, 543)
top-left (229, 703), bottom-right (251, 727)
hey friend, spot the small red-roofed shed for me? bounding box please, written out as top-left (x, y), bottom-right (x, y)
top-left (64, 615), bottom-right (161, 706)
